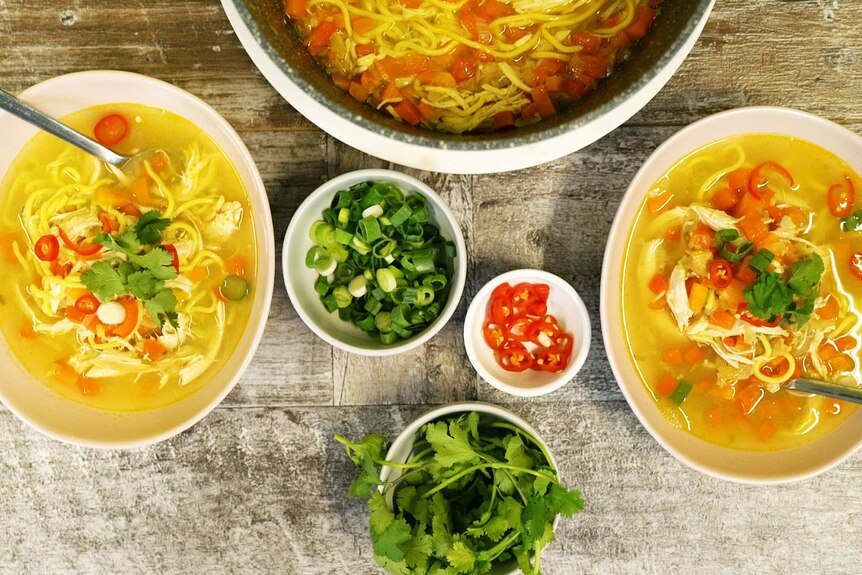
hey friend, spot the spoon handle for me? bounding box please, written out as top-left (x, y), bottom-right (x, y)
top-left (0, 89), bottom-right (126, 165)
top-left (788, 377), bottom-right (862, 405)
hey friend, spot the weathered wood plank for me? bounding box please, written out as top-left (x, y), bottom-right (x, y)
top-left (2, 405), bottom-right (860, 574)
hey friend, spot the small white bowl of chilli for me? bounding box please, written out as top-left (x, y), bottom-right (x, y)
top-left (464, 269), bottom-right (591, 397)
top-left (283, 169), bottom-right (467, 356)
top-left (602, 106), bottom-right (862, 483)
top-left (0, 71), bottom-right (274, 448)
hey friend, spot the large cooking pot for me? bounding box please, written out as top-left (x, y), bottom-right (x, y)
top-left (222, 0), bottom-right (714, 174)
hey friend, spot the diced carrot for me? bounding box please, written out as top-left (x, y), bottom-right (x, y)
top-left (142, 340), bottom-right (167, 362)
top-left (79, 377), bottom-right (101, 396)
top-left (757, 420), bottom-right (777, 442)
top-left (740, 215), bottom-right (769, 243)
top-left (648, 295), bottom-right (667, 310)
top-left (727, 168), bottom-right (751, 194)
top-left (688, 281), bottom-right (709, 314)
top-left (396, 0), bottom-right (422, 7)
top-left (709, 309), bottom-right (736, 330)
top-left (348, 81), bottom-right (371, 103)
top-left (352, 16), bottom-right (376, 35)
top-left (733, 192), bottom-right (763, 219)
top-left (683, 344), bottom-right (705, 365)
top-left (355, 44), bottom-right (375, 58)
top-left (65, 305), bottom-right (88, 323)
top-left (418, 102), bottom-right (440, 122)
top-left (544, 75), bottom-right (564, 93)
top-left (662, 347), bottom-right (683, 366)
top-left (646, 188), bottom-right (674, 214)
top-left (531, 85), bottom-right (556, 118)
top-left (379, 54), bottom-right (430, 79)
top-left (818, 295), bottom-right (840, 320)
top-left (360, 69), bottom-right (380, 92)
top-left (225, 254), bottom-right (246, 277)
top-left (568, 53), bottom-right (609, 80)
top-left (307, 21), bottom-right (337, 55)
top-left (655, 374), bottom-right (678, 397)
top-left (19, 322), bottom-right (37, 339)
top-left (710, 186), bottom-right (740, 211)
top-left (186, 266), bottom-right (208, 283)
top-left (119, 204), bottom-right (142, 218)
top-left (54, 357), bottom-right (79, 385)
top-left (624, 6), bottom-right (655, 40)
top-left (417, 71), bottom-right (457, 88)
top-left (379, 83), bottom-right (402, 104)
top-left (151, 151), bottom-right (168, 173)
top-left (737, 384), bottom-right (764, 415)
top-left (705, 405), bottom-right (725, 427)
top-left (664, 226), bottom-right (681, 242)
top-left (818, 343), bottom-right (838, 362)
top-left (130, 175), bottom-right (151, 205)
top-left (491, 111), bottom-right (515, 131)
top-left (781, 205), bottom-right (808, 227)
top-left (108, 297), bottom-right (139, 338)
top-left (648, 273), bottom-right (669, 295)
top-left (98, 211), bottom-right (120, 233)
top-left (828, 353), bottom-right (855, 373)
top-left (521, 103), bottom-right (540, 122)
top-left (393, 99), bottom-right (422, 126)
top-left (0, 231), bottom-right (17, 263)
top-left (331, 73), bottom-right (351, 91)
top-left (689, 222), bottom-right (714, 251)
top-left (735, 256), bottom-right (757, 285)
top-left (835, 335), bottom-right (859, 351)
top-left (96, 187), bottom-right (133, 209)
top-left (755, 232), bottom-right (783, 255)
top-left (570, 32), bottom-right (601, 55)
top-left (284, 0), bottom-right (308, 19)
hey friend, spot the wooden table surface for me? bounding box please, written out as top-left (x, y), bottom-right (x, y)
top-left (2, 1), bottom-right (862, 573)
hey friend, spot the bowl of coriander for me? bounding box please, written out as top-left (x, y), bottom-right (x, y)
top-left (334, 402), bottom-right (584, 575)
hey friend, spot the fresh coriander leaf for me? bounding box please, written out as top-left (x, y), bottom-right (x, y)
top-left (445, 541), bottom-right (476, 573)
top-left (788, 254), bottom-right (824, 295)
top-left (402, 531), bottom-right (433, 569)
top-left (513, 545), bottom-right (534, 575)
top-left (532, 471), bottom-right (553, 496)
top-left (96, 230), bottom-right (141, 254)
top-left (126, 270), bottom-right (161, 300)
top-left (503, 434), bottom-right (534, 470)
top-left (374, 556), bottom-right (411, 575)
top-left (81, 260), bottom-right (126, 302)
top-left (787, 298), bottom-right (816, 326)
top-left (521, 497), bottom-right (549, 545)
top-left (118, 261), bottom-right (136, 282)
top-left (464, 412), bottom-right (480, 442)
top-left (424, 421), bottom-right (480, 467)
top-left (842, 210), bottom-right (862, 232)
top-left (395, 486), bottom-right (429, 524)
top-left (546, 483), bottom-right (585, 517)
top-left (130, 247), bottom-right (177, 280)
top-left (373, 518), bottom-right (412, 562)
top-left (334, 434), bottom-right (386, 498)
top-left (497, 497), bottom-right (523, 533)
top-left (743, 272), bottom-right (793, 320)
top-left (144, 289), bottom-right (178, 328)
top-left (134, 210), bottom-right (171, 245)
top-left (427, 565), bottom-right (458, 575)
top-left (369, 492), bottom-right (395, 535)
top-left (484, 515), bottom-right (510, 542)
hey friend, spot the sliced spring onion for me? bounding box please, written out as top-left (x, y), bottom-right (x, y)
top-left (221, 276), bottom-right (249, 301)
top-left (669, 379), bottom-right (693, 405)
top-left (714, 228), bottom-right (740, 245)
top-left (721, 241), bottom-right (754, 263)
top-left (348, 275), bottom-right (368, 298)
top-left (362, 204), bottom-right (384, 219)
top-left (748, 249), bottom-right (775, 274)
top-left (305, 180), bottom-right (456, 344)
top-left (377, 268), bottom-right (397, 293)
top-left (333, 285), bottom-right (353, 308)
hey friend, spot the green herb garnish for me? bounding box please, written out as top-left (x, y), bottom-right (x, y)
top-left (81, 210), bottom-right (178, 327)
top-left (335, 412), bottom-right (584, 575)
top-left (841, 210), bottom-right (862, 232)
top-left (743, 254), bottom-right (824, 326)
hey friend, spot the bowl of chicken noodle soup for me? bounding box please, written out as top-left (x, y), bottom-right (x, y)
top-left (602, 107), bottom-right (862, 483)
top-left (0, 71), bottom-right (274, 447)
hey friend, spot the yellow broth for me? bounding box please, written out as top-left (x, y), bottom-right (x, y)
top-left (621, 134), bottom-right (860, 451)
top-left (0, 104), bottom-right (257, 412)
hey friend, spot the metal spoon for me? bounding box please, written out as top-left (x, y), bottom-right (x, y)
top-left (788, 377), bottom-right (862, 405)
top-left (0, 88), bottom-right (128, 166)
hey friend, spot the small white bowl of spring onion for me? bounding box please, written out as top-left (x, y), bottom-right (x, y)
top-left (464, 269), bottom-right (591, 397)
top-left (283, 169), bottom-right (467, 356)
